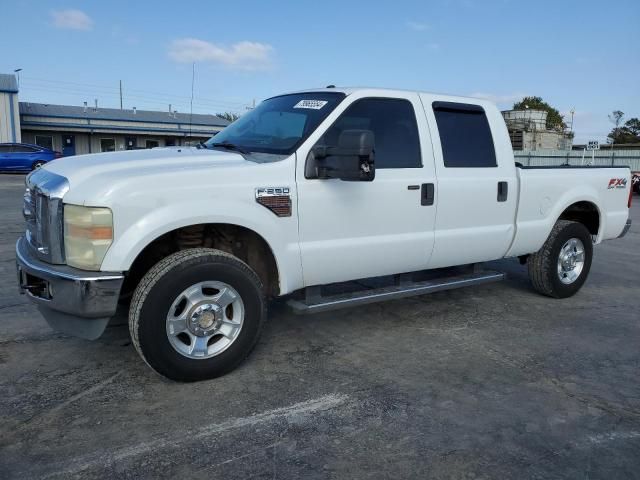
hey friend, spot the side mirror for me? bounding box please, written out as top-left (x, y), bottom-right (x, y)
top-left (306, 129), bottom-right (375, 182)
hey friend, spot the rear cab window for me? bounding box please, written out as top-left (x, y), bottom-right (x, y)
top-left (432, 101), bottom-right (496, 168)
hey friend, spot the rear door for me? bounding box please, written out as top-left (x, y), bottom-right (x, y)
top-left (419, 95), bottom-right (518, 268)
top-left (296, 92), bottom-right (438, 286)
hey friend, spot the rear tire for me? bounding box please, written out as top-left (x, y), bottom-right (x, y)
top-left (129, 248), bottom-right (265, 382)
top-left (32, 160), bottom-right (46, 170)
top-left (528, 220), bottom-right (593, 299)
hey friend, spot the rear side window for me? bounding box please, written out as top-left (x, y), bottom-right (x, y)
top-left (433, 102), bottom-right (496, 168)
top-left (320, 98), bottom-right (422, 168)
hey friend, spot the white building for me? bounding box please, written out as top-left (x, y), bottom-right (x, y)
top-left (501, 109), bottom-right (573, 151)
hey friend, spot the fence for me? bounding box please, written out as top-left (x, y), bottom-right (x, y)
top-left (513, 150), bottom-right (640, 171)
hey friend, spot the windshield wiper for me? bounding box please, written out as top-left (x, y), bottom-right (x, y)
top-left (210, 142), bottom-right (249, 154)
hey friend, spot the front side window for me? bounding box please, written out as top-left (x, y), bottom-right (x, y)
top-left (11, 145), bottom-right (37, 153)
top-left (204, 92), bottom-right (345, 155)
top-left (316, 98), bottom-right (422, 168)
top-left (433, 102), bottom-right (497, 168)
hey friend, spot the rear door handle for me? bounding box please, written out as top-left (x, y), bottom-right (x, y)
top-left (421, 183), bottom-right (435, 206)
top-left (497, 181), bottom-right (508, 202)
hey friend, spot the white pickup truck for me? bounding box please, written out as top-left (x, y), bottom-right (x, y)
top-left (16, 87), bottom-right (632, 381)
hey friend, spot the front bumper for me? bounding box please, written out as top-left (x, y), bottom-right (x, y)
top-left (15, 236), bottom-right (124, 339)
top-left (618, 218), bottom-right (632, 238)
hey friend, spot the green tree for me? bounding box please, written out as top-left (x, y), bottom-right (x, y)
top-left (216, 112), bottom-right (241, 123)
top-left (512, 96), bottom-right (567, 131)
top-left (607, 110), bottom-right (625, 145)
top-left (607, 116), bottom-right (640, 144)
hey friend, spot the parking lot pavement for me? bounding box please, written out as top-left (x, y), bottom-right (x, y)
top-left (0, 173), bottom-right (639, 479)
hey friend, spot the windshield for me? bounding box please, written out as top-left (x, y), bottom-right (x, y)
top-left (204, 92), bottom-right (346, 155)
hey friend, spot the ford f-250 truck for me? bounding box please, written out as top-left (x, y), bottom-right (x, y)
top-left (16, 87), bottom-right (632, 381)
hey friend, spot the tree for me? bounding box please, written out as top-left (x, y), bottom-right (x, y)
top-left (607, 110), bottom-right (625, 145)
top-left (512, 96), bottom-right (567, 132)
top-left (607, 115), bottom-right (640, 144)
top-left (216, 112), bottom-right (241, 123)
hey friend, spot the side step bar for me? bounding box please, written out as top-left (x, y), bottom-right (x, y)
top-left (287, 269), bottom-right (505, 314)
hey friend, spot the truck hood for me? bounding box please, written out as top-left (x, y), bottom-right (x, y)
top-left (40, 147), bottom-right (264, 206)
top-left (43, 147), bottom-right (245, 183)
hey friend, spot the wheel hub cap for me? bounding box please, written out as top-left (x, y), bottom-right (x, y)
top-left (189, 304), bottom-right (222, 335)
top-left (557, 237), bottom-right (586, 285)
top-left (165, 281), bottom-right (245, 360)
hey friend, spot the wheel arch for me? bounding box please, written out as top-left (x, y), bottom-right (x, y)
top-left (556, 200), bottom-right (601, 237)
top-left (120, 223), bottom-right (281, 299)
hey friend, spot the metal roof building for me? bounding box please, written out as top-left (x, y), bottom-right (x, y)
top-left (0, 72), bottom-right (230, 155)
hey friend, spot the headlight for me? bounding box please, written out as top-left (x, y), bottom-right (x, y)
top-left (63, 205), bottom-right (113, 270)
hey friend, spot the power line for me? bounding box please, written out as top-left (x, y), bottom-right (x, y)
top-left (21, 76), bottom-right (249, 108)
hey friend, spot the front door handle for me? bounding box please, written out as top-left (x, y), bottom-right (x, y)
top-left (421, 183), bottom-right (435, 206)
top-left (497, 181), bottom-right (508, 202)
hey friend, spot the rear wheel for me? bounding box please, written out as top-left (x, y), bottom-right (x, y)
top-left (32, 160), bottom-right (46, 170)
top-left (528, 220), bottom-right (593, 298)
top-left (129, 248), bottom-right (266, 381)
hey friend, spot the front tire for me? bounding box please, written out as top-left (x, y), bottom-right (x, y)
top-left (129, 248), bottom-right (265, 381)
top-left (32, 160), bottom-right (46, 170)
top-left (528, 220), bottom-right (593, 298)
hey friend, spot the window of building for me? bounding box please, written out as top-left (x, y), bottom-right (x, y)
top-left (146, 140), bottom-right (159, 149)
top-left (318, 98), bottom-right (422, 169)
top-left (100, 138), bottom-right (116, 152)
top-left (432, 102), bottom-right (497, 168)
top-left (35, 135), bottom-right (54, 150)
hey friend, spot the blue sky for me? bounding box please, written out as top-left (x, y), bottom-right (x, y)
top-left (1, 0), bottom-right (638, 143)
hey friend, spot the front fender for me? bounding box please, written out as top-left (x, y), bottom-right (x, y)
top-left (100, 198), bottom-right (303, 295)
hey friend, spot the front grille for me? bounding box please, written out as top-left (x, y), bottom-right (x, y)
top-left (23, 169), bottom-right (69, 264)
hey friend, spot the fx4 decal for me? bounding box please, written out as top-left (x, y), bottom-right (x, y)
top-left (607, 178), bottom-right (627, 189)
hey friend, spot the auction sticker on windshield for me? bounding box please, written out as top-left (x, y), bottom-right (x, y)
top-left (294, 100), bottom-right (328, 109)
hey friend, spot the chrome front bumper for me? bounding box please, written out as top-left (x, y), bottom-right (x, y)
top-left (15, 236), bottom-right (124, 339)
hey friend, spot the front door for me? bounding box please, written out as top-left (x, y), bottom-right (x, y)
top-left (296, 93), bottom-right (438, 287)
top-left (62, 135), bottom-right (75, 156)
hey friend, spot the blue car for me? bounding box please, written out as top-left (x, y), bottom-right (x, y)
top-left (0, 143), bottom-right (61, 172)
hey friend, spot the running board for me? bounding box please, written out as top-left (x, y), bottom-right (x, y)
top-left (287, 270), bottom-right (505, 314)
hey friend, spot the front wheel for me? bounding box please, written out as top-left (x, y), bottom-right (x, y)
top-left (129, 248), bottom-right (266, 381)
top-left (528, 220), bottom-right (593, 298)
top-left (32, 160), bottom-right (46, 170)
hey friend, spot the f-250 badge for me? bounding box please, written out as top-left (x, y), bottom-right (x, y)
top-left (607, 178), bottom-right (627, 189)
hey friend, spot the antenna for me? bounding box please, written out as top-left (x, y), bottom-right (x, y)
top-left (119, 80), bottom-right (123, 110)
top-left (189, 62), bottom-right (195, 140)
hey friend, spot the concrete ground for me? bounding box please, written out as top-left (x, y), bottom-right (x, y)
top-left (0, 173), bottom-right (639, 479)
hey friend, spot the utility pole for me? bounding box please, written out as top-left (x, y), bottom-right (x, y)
top-left (189, 62), bottom-right (195, 139)
top-left (569, 108), bottom-right (575, 133)
top-left (13, 68), bottom-right (22, 88)
top-left (119, 80), bottom-right (123, 110)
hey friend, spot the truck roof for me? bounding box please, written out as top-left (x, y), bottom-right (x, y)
top-left (280, 87), bottom-right (496, 106)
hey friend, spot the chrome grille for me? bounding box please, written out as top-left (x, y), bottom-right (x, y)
top-left (23, 169), bottom-right (70, 264)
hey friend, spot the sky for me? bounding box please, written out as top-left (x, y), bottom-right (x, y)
top-left (1, 0), bottom-right (639, 143)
